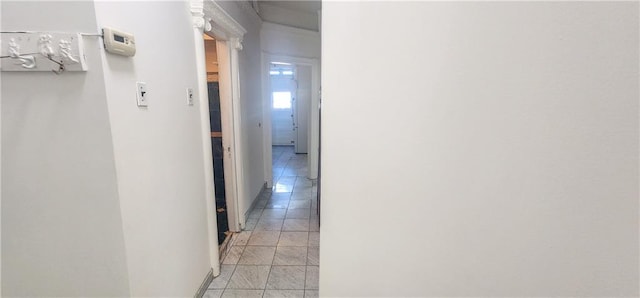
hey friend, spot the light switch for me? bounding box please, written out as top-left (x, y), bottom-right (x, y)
top-left (186, 88), bottom-right (194, 106)
top-left (136, 82), bottom-right (148, 107)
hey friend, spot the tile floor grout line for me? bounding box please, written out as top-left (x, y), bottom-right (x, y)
top-left (221, 263), bottom-right (239, 294)
top-left (212, 147), bottom-right (315, 297)
top-left (261, 198), bottom-right (279, 296)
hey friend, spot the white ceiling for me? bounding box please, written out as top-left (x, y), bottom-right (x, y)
top-left (257, 0), bottom-right (321, 31)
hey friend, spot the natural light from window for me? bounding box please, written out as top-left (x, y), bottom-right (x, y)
top-left (272, 92), bottom-right (292, 109)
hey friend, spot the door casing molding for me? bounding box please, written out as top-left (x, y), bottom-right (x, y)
top-left (191, 0), bottom-right (247, 275)
top-left (262, 52), bottom-right (320, 187)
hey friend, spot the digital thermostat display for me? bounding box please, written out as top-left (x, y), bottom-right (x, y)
top-left (103, 27), bottom-right (136, 57)
top-left (113, 34), bottom-right (125, 43)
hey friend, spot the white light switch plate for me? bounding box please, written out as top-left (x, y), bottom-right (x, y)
top-left (186, 88), bottom-right (194, 106)
top-left (136, 82), bottom-right (148, 107)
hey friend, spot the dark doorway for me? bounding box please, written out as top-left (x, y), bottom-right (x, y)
top-left (208, 82), bottom-right (228, 245)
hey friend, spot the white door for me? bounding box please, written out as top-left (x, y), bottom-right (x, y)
top-left (294, 65), bottom-right (311, 154)
top-left (271, 72), bottom-right (296, 146)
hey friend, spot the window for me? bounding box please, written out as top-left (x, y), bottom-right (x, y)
top-left (270, 68), bottom-right (294, 77)
top-left (272, 92), bottom-right (292, 109)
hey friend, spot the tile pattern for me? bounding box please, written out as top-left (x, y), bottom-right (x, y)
top-left (238, 246), bottom-right (276, 265)
top-left (266, 266), bottom-right (306, 289)
top-left (274, 246), bottom-right (308, 265)
top-left (206, 146), bottom-right (319, 298)
top-left (226, 265), bottom-right (271, 289)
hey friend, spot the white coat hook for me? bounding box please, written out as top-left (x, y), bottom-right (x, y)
top-left (37, 34), bottom-right (65, 74)
top-left (19, 56), bottom-right (36, 69)
top-left (2, 32), bottom-right (88, 72)
top-left (8, 38), bottom-right (21, 58)
top-left (38, 34), bottom-right (54, 57)
top-left (8, 38), bottom-right (36, 69)
top-left (58, 39), bottom-right (79, 64)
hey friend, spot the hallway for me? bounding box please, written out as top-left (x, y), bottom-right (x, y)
top-left (205, 146), bottom-right (319, 298)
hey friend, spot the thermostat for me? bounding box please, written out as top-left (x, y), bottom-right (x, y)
top-left (102, 27), bottom-right (136, 57)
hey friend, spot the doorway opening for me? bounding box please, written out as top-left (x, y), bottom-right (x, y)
top-left (263, 55), bottom-right (320, 218)
top-left (192, 0), bottom-right (248, 277)
top-left (203, 35), bottom-right (229, 246)
top-left (268, 62), bottom-right (313, 156)
top-left (270, 63), bottom-right (297, 148)
top-left (262, 55), bottom-right (320, 179)
top-left (201, 32), bottom-right (243, 251)
top-left (200, 29), bottom-right (244, 262)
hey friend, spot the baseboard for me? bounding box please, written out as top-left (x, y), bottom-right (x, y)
top-left (242, 182), bottom-right (269, 225)
top-left (194, 268), bottom-right (214, 298)
top-left (218, 232), bottom-right (233, 262)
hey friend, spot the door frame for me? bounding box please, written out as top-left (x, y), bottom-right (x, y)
top-left (262, 52), bottom-right (320, 187)
top-left (293, 65), bottom-right (311, 154)
top-left (191, 0), bottom-right (247, 274)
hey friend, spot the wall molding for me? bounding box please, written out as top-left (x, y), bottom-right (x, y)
top-left (199, 0), bottom-right (248, 41)
top-left (190, 0), bottom-right (222, 277)
top-left (192, 14), bottom-right (212, 32)
top-left (194, 269), bottom-right (214, 298)
top-left (197, 0), bottom-right (249, 235)
top-left (188, 0), bottom-right (249, 276)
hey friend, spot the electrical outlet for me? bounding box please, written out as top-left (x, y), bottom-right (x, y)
top-left (187, 88), bottom-right (194, 106)
top-left (136, 82), bottom-right (147, 107)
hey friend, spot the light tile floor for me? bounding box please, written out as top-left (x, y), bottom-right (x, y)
top-left (205, 146), bottom-right (319, 298)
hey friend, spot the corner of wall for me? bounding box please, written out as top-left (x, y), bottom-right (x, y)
top-left (1, 1), bottom-right (130, 296)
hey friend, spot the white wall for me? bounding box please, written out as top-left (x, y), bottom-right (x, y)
top-left (94, 1), bottom-right (211, 296)
top-left (0, 0), bottom-right (3, 290)
top-left (2, 1), bottom-right (216, 296)
top-left (261, 22), bottom-right (320, 59)
top-left (258, 3), bottom-right (319, 32)
top-left (321, 2), bottom-right (639, 297)
top-left (214, 1), bottom-right (265, 219)
top-left (1, 1), bottom-right (130, 296)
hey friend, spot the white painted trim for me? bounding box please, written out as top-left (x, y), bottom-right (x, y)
top-left (261, 52), bottom-right (273, 188)
top-left (293, 65), bottom-right (311, 154)
top-left (262, 52), bottom-right (320, 180)
top-left (195, 269), bottom-right (214, 298)
top-left (228, 37), bottom-right (247, 229)
top-left (202, 0), bottom-right (247, 232)
top-left (215, 40), bottom-right (241, 232)
top-left (190, 0), bottom-right (248, 273)
top-left (190, 2), bottom-right (220, 276)
top-left (216, 40), bottom-right (239, 231)
top-left (204, 1), bottom-right (247, 40)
